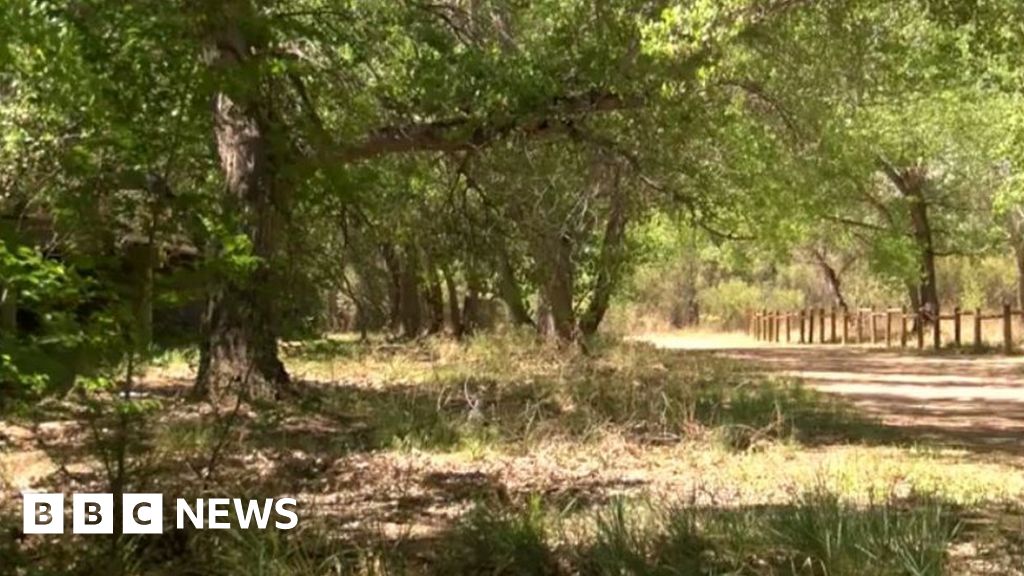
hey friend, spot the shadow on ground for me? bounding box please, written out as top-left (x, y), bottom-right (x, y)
top-left (647, 333), bottom-right (1024, 460)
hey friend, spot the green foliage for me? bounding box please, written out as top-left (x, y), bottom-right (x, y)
top-left (426, 492), bottom-right (961, 576)
top-left (701, 280), bottom-right (802, 330)
top-left (770, 490), bottom-right (960, 576)
top-left (0, 243), bottom-right (122, 404)
top-left (282, 335), bottom-right (875, 454)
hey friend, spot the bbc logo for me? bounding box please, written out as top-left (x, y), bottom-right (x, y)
top-left (23, 493), bottom-right (164, 535)
top-left (23, 493), bottom-right (299, 534)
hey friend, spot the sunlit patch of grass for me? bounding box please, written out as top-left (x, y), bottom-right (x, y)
top-left (813, 447), bottom-right (1024, 507)
top-left (274, 333), bottom-right (888, 458)
top-left (146, 346), bottom-right (199, 381)
top-left (152, 417), bottom-right (217, 455)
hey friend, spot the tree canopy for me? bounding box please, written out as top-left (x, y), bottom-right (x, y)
top-left (3, 0), bottom-right (1024, 399)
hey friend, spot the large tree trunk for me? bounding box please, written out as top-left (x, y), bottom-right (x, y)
top-left (880, 161), bottom-right (939, 320)
top-left (580, 167), bottom-right (627, 336)
top-left (196, 2), bottom-right (289, 398)
top-left (542, 233), bottom-right (576, 342)
top-left (906, 188), bottom-right (939, 318)
top-left (398, 243), bottom-right (423, 338)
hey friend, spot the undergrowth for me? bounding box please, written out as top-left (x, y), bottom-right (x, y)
top-left (3, 332), bottom-right (1015, 575)
top-left (271, 331), bottom-right (883, 453)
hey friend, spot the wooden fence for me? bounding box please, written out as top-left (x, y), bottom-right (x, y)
top-left (749, 304), bottom-right (1021, 353)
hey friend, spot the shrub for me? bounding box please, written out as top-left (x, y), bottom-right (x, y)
top-left (701, 280), bottom-right (803, 330)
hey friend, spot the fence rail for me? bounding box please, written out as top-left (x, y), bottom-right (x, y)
top-left (749, 304), bottom-right (1021, 353)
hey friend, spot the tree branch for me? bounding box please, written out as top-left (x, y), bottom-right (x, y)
top-left (335, 91), bottom-right (639, 162)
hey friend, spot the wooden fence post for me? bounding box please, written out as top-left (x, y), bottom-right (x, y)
top-left (900, 306), bottom-right (908, 348)
top-left (856, 310), bottom-right (863, 343)
top-left (932, 306), bottom-right (941, 350)
top-left (916, 308), bottom-right (924, 350)
top-left (953, 307), bottom-right (961, 348)
top-left (974, 307), bottom-right (982, 352)
top-left (785, 312), bottom-right (791, 343)
top-left (830, 307), bottom-right (837, 343)
top-left (775, 310), bottom-right (781, 343)
top-left (1004, 303), bottom-right (1013, 354)
top-left (885, 309), bottom-right (893, 347)
top-left (841, 306), bottom-right (848, 344)
top-left (818, 307), bottom-right (825, 343)
top-left (808, 308), bottom-right (815, 344)
top-left (799, 309), bottom-right (805, 344)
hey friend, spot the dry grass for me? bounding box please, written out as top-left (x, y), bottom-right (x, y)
top-left (4, 331), bottom-right (1024, 574)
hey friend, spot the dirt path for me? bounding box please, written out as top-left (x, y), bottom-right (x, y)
top-left (643, 332), bottom-right (1024, 458)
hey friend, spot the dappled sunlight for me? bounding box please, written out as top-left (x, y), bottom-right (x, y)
top-left (645, 333), bottom-right (1024, 459)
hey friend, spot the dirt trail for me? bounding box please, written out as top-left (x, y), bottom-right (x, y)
top-left (643, 332), bottom-right (1024, 457)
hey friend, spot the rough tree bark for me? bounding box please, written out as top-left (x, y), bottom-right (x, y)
top-left (195, 2), bottom-right (289, 398)
top-left (397, 243), bottom-right (423, 338)
top-left (879, 160), bottom-right (939, 319)
top-left (542, 233), bottom-right (576, 342)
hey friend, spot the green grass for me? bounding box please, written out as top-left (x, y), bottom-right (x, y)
top-left (430, 492), bottom-right (963, 576)
top-left (434, 496), bottom-right (558, 576)
top-left (10, 333), bottom-right (1024, 575)
top-left (262, 334), bottom-right (885, 455)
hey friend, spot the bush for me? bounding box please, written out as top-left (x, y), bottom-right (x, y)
top-left (701, 280), bottom-right (803, 330)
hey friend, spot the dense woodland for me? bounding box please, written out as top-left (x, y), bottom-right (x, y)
top-left (2, 0), bottom-right (1023, 399)
top-left (5, 1), bottom-right (1024, 575)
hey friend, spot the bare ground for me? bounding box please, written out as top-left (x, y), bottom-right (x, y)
top-left (5, 334), bottom-right (1024, 566)
top-left (644, 332), bottom-right (1024, 459)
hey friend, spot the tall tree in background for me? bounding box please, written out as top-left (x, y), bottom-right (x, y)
top-left (195, 1), bottom-right (290, 397)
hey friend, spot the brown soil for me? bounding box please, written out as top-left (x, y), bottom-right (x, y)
top-left (644, 332), bottom-right (1024, 458)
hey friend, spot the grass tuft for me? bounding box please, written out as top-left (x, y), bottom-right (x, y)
top-left (434, 496), bottom-right (559, 576)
